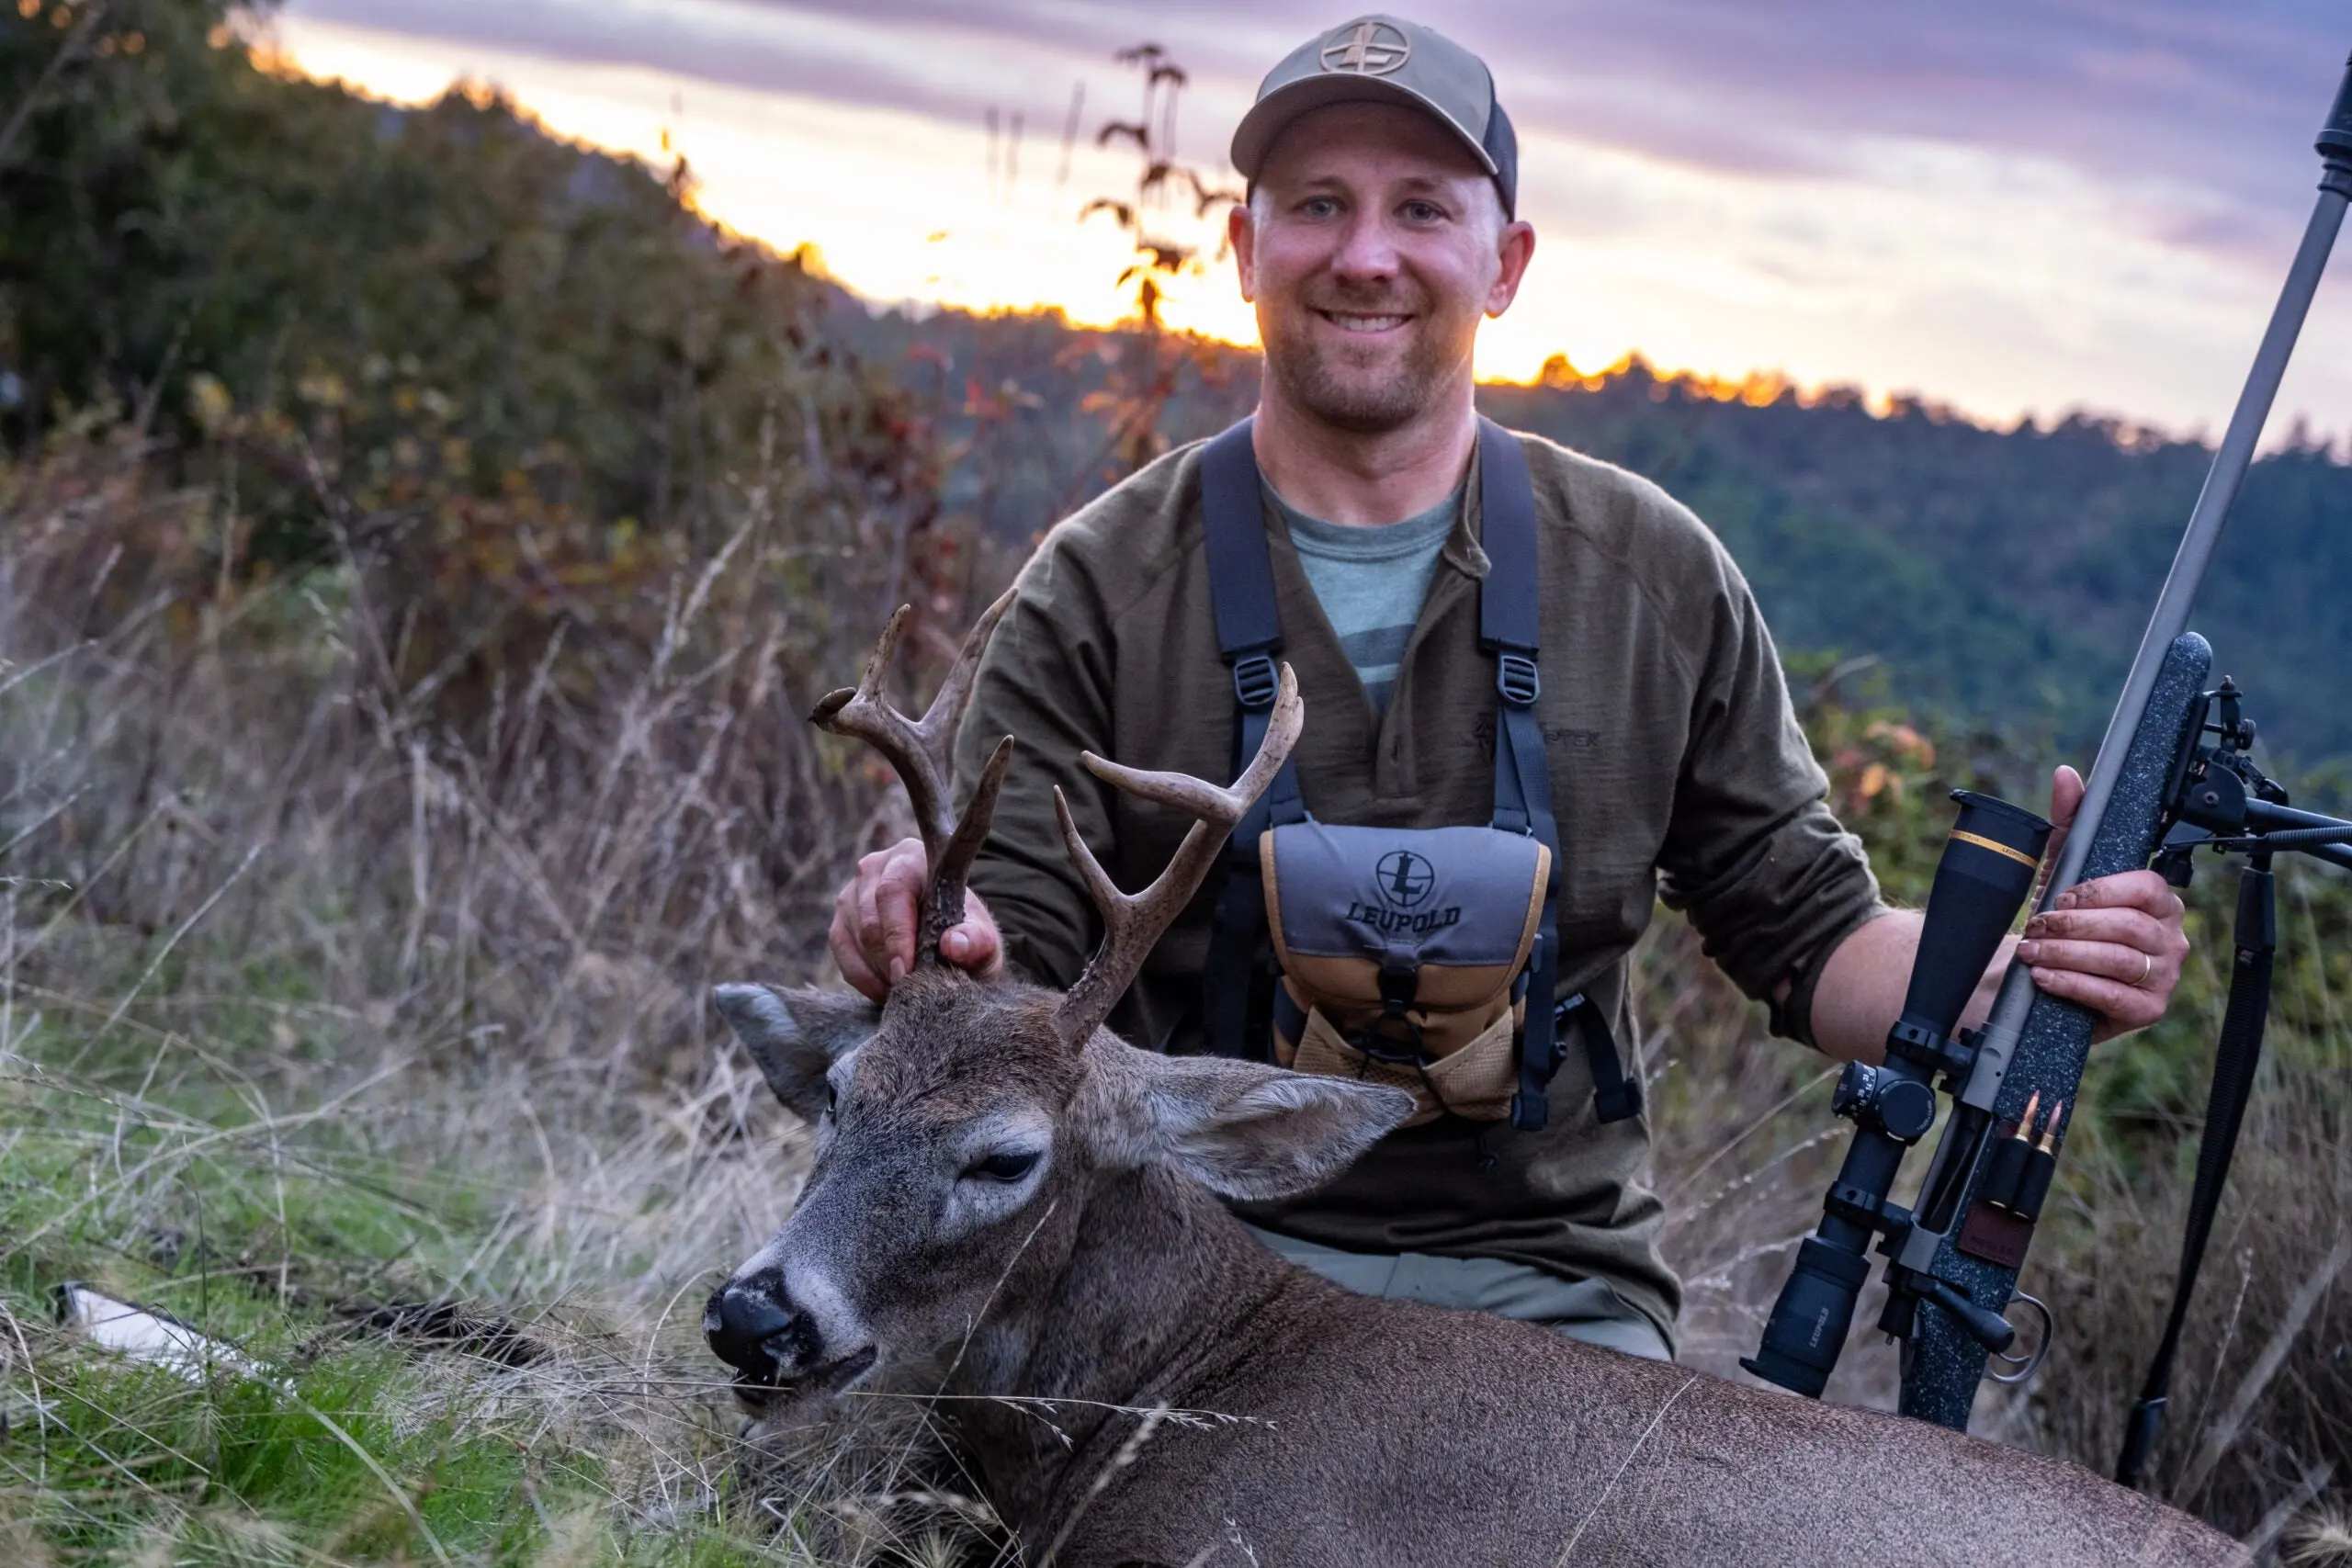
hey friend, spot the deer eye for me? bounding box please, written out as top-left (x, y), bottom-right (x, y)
top-left (823, 1081), bottom-right (838, 1120)
top-left (965, 1149), bottom-right (1041, 1184)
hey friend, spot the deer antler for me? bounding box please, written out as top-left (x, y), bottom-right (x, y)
top-left (811, 588), bottom-right (1018, 965)
top-left (1050, 664), bottom-right (1303, 1048)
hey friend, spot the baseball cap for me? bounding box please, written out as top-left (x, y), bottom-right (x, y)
top-left (1230, 15), bottom-right (1519, 219)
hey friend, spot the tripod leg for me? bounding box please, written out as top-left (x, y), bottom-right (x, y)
top-left (2115, 863), bottom-right (2274, 1489)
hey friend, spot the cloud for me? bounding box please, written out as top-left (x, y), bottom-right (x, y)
top-left (273, 0), bottom-right (2352, 435)
top-left (286, 0), bottom-right (2348, 254)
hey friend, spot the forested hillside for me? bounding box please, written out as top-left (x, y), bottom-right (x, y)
top-left (840, 305), bottom-right (2352, 768)
top-left (1, 0), bottom-right (893, 554)
top-left (9, 1), bottom-right (2348, 762)
top-left (1487, 372), bottom-right (2352, 768)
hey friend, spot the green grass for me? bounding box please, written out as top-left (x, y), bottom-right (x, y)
top-left (0, 1036), bottom-right (860, 1567)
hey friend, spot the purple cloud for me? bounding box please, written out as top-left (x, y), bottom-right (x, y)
top-left (286, 0), bottom-right (2350, 256)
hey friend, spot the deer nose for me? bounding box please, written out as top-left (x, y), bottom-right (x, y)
top-left (704, 1278), bottom-right (815, 1382)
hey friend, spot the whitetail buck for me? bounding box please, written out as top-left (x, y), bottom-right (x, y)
top-left (706, 597), bottom-right (2241, 1568)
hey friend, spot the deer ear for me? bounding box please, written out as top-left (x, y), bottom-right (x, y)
top-left (1080, 1044), bottom-right (1416, 1201)
top-left (713, 984), bottom-right (878, 1121)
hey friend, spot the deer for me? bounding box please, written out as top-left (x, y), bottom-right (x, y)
top-left (704, 595), bottom-right (2244, 1568)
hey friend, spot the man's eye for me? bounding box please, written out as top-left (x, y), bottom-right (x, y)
top-left (966, 1149), bottom-right (1041, 1183)
top-left (1403, 201), bottom-right (1443, 223)
top-left (1301, 197), bottom-right (1340, 219)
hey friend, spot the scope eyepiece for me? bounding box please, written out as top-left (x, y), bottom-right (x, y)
top-left (1742, 1236), bottom-right (1871, 1397)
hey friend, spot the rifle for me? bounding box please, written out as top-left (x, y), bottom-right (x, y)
top-left (1742, 51), bottom-right (2352, 1450)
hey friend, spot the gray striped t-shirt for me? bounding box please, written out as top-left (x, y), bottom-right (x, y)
top-left (1268, 482), bottom-right (1462, 714)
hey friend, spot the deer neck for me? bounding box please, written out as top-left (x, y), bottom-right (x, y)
top-left (943, 1164), bottom-right (1291, 1535)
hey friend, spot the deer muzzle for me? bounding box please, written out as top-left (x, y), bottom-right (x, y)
top-left (704, 1272), bottom-right (876, 1404)
top-left (705, 1276), bottom-right (817, 1383)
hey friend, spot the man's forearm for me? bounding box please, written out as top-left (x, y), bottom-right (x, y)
top-left (1804, 910), bottom-right (2012, 1064)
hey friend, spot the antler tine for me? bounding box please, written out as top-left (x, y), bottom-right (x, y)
top-left (1051, 665), bottom-right (1303, 1048)
top-left (927, 734), bottom-right (1014, 952)
top-left (810, 604), bottom-right (944, 835)
top-left (811, 588), bottom-right (1021, 969)
top-left (924, 585), bottom-right (1020, 751)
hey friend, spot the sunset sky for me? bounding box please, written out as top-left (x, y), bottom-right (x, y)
top-left (269, 1), bottom-right (2352, 442)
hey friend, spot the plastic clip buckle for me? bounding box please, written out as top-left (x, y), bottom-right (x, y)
top-left (1551, 987), bottom-right (1585, 1068)
top-left (1591, 1080), bottom-right (1644, 1123)
top-left (1232, 653), bottom-right (1280, 711)
top-left (1496, 652), bottom-right (1540, 706)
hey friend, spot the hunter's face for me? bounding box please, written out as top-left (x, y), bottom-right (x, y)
top-left (1236, 102), bottom-right (1529, 434)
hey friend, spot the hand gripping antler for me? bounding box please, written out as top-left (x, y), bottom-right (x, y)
top-left (1051, 663), bottom-right (1304, 1049)
top-left (811, 588), bottom-right (1019, 966)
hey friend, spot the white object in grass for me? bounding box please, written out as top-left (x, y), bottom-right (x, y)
top-left (56, 1280), bottom-right (277, 1385)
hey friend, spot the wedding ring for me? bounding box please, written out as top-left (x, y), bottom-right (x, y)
top-left (2136, 952), bottom-right (2153, 987)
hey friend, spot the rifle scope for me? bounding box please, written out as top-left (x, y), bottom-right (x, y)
top-left (1742, 790), bottom-right (2051, 1398)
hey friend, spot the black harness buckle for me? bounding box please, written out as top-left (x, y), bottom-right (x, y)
top-left (1496, 651), bottom-right (1540, 706)
top-left (1355, 956), bottom-right (1429, 1065)
top-left (1232, 652), bottom-right (1281, 711)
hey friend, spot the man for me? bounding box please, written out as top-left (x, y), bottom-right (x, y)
top-left (827, 15), bottom-right (2188, 1361)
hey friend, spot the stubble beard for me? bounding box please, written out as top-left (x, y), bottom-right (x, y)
top-left (1264, 299), bottom-right (1465, 436)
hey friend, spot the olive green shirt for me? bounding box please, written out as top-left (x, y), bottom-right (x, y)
top-left (957, 427), bottom-right (1886, 1344)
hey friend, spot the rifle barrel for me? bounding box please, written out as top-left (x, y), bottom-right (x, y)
top-left (2038, 181), bottom-right (2348, 914)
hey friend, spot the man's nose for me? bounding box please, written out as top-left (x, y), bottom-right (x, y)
top-left (1329, 212), bottom-right (1400, 280)
top-left (703, 1274), bottom-right (816, 1380)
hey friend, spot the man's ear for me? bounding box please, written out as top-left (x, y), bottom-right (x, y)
top-left (1485, 216), bottom-right (1536, 318)
top-left (1229, 197), bottom-right (1257, 301)
top-left (713, 983), bottom-right (878, 1122)
top-left (1078, 1042), bottom-right (1415, 1201)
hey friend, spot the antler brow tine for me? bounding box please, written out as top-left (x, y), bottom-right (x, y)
top-left (812, 587), bottom-right (1020, 965)
top-left (1052, 663), bottom-right (1303, 1047)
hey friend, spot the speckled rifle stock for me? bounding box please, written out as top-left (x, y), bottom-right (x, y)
top-left (1900, 633), bottom-right (2213, 1427)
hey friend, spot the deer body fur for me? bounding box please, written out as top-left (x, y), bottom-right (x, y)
top-left (706, 603), bottom-right (2240, 1568)
top-left (956, 1141), bottom-right (2235, 1567)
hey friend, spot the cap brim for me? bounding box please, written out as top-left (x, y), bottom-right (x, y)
top-left (1230, 74), bottom-right (1498, 183)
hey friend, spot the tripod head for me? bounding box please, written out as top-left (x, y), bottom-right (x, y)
top-left (2154, 678), bottom-right (2352, 882)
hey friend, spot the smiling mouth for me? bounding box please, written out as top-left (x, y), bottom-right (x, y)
top-left (1316, 310), bottom-right (1412, 334)
top-left (732, 1343), bottom-right (879, 1409)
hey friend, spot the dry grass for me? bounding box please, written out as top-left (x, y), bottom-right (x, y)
top-left (0, 424), bottom-right (998, 1563)
top-left (0, 423), bottom-right (2345, 1562)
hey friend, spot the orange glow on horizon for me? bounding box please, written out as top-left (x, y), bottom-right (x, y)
top-left (275, 26), bottom-right (2001, 430)
top-left (269, 16), bottom-right (1937, 415)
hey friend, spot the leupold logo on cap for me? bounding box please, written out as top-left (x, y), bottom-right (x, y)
top-left (1320, 18), bottom-right (1410, 76)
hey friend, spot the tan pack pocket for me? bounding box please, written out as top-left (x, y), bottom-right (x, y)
top-left (1282, 1001), bottom-right (1521, 1128)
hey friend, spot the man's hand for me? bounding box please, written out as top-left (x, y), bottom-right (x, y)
top-left (829, 836), bottom-right (1005, 1002)
top-left (2017, 764), bottom-right (2189, 1042)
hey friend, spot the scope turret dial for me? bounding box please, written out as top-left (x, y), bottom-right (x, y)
top-left (1831, 1062), bottom-right (1939, 1144)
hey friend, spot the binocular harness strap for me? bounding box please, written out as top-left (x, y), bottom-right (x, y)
top-left (1475, 420), bottom-right (1640, 1129)
top-left (1199, 421), bottom-right (1306, 1059)
top-left (1194, 416), bottom-right (1642, 1128)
